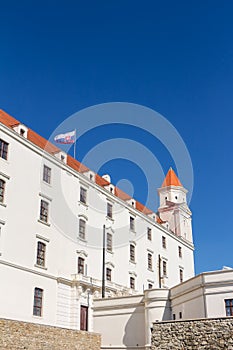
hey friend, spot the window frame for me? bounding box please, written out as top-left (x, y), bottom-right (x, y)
top-left (36, 241), bottom-right (46, 267)
top-left (80, 187), bottom-right (87, 204)
top-left (130, 216), bottom-right (135, 231)
top-left (130, 276), bottom-right (135, 289)
top-left (33, 287), bottom-right (43, 317)
top-left (179, 268), bottom-right (183, 283)
top-left (178, 246), bottom-right (182, 258)
top-left (43, 165), bottom-right (51, 184)
top-left (78, 257), bottom-right (85, 274)
top-left (107, 202), bottom-right (113, 219)
top-left (162, 260), bottom-right (167, 276)
top-left (130, 244), bottom-right (135, 262)
top-left (148, 253), bottom-right (153, 270)
top-left (40, 200), bottom-right (49, 223)
top-left (106, 267), bottom-right (112, 281)
top-left (147, 227), bottom-right (152, 241)
top-left (0, 179), bottom-right (6, 203)
top-left (225, 299), bottom-right (233, 316)
top-left (79, 218), bottom-right (86, 240)
top-left (0, 139), bottom-right (8, 160)
top-left (106, 232), bottom-right (112, 252)
top-left (162, 236), bottom-right (166, 249)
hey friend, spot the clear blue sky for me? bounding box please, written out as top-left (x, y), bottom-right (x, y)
top-left (0, 1), bottom-right (233, 274)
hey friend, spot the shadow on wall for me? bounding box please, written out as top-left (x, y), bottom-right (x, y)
top-left (123, 305), bottom-right (145, 349)
top-left (123, 295), bottom-right (171, 349)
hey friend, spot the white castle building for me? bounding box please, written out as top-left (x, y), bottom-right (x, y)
top-left (0, 109), bottom-right (232, 350)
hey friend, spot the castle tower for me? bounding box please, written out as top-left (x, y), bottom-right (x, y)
top-left (157, 168), bottom-right (193, 243)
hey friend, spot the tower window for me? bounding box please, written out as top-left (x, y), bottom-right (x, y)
top-left (148, 283), bottom-right (153, 289)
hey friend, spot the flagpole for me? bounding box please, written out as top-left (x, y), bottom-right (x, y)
top-left (74, 129), bottom-right (76, 159)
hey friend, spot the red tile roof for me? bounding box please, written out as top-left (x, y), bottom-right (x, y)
top-left (0, 109), bottom-right (165, 223)
top-left (162, 167), bottom-right (183, 187)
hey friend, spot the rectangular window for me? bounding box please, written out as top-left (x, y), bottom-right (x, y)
top-left (0, 139), bottom-right (8, 160)
top-left (40, 200), bottom-right (49, 223)
top-left (225, 299), bottom-right (233, 316)
top-left (106, 268), bottom-right (112, 281)
top-left (107, 233), bottom-right (112, 252)
top-left (0, 179), bottom-right (5, 203)
top-left (179, 269), bottom-right (183, 283)
top-left (80, 187), bottom-right (87, 204)
top-left (78, 257), bottom-right (85, 274)
top-left (36, 242), bottom-right (46, 267)
top-left (179, 312), bottom-right (182, 319)
top-left (173, 314), bottom-right (176, 320)
top-left (79, 219), bottom-right (86, 240)
top-left (130, 216), bottom-right (135, 231)
top-left (130, 244), bottom-right (135, 262)
top-left (147, 227), bottom-right (152, 241)
top-left (130, 276), bottom-right (135, 289)
top-left (162, 236), bottom-right (166, 249)
top-left (162, 261), bottom-right (167, 276)
top-left (178, 246), bottom-right (182, 258)
top-left (107, 203), bottom-right (113, 218)
top-left (43, 165), bottom-right (51, 184)
top-left (148, 253), bottom-right (153, 270)
top-left (33, 288), bottom-right (43, 316)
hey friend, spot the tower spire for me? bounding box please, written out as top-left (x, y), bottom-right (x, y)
top-left (162, 168), bottom-right (183, 188)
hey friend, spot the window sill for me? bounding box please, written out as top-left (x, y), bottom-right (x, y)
top-left (129, 260), bottom-right (136, 265)
top-left (106, 216), bottom-right (114, 222)
top-left (42, 180), bottom-right (52, 187)
top-left (148, 268), bottom-right (154, 273)
top-left (0, 202), bottom-right (7, 208)
top-left (129, 229), bottom-right (136, 234)
top-left (38, 219), bottom-right (51, 227)
top-left (78, 201), bottom-right (88, 208)
top-left (78, 237), bottom-right (87, 243)
top-left (106, 249), bottom-right (114, 255)
top-left (34, 264), bottom-right (48, 270)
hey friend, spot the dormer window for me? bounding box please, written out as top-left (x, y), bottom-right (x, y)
top-left (13, 124), bottom-right (28, 138)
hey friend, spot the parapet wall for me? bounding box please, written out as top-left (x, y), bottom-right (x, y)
top-left (0, 318), bottom-right (101, 350)
top-left (151, 317), bottom-right (233, 349)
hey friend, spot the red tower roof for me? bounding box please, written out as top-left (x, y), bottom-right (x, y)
top-left (162, 168), bottom-right (183, 187)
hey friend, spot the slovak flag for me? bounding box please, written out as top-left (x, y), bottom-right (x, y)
top-left (54, 130), bottom-right (76, 144)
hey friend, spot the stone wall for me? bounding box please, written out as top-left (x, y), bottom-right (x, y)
top-left (0, 318), bottom-right (101, 350)
top-left (151, 317), bottom-right (233, 350)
